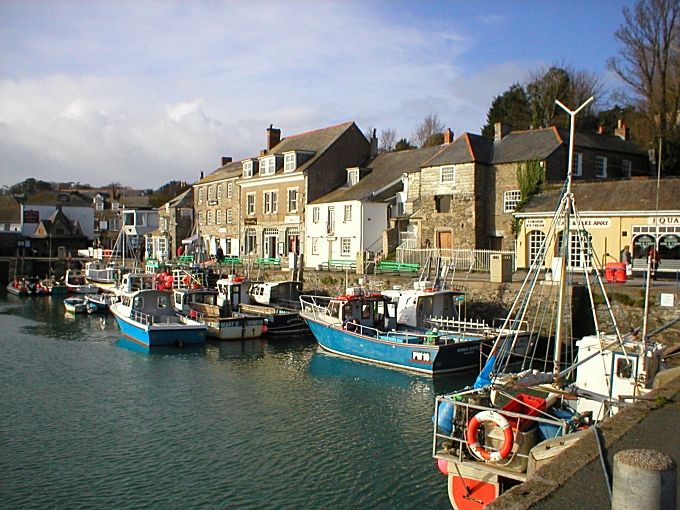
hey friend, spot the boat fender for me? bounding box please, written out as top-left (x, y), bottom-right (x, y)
top-left (466, 410), bottom-right (513, 462)
top-left (435, 400), bottom-right (455, 435)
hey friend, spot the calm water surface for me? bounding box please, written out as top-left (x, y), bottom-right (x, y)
top-left (1, 292), bottom-right (474, 509)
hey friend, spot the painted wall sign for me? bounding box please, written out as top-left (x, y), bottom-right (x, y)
top-left (648, 216), bottom-right (680, 225)
top-left (284, 215), bottom-right (301, 224)
top-left (525, 219), bottom-right (546, 229)
top-left (23, 210), bottom-right (39, 223)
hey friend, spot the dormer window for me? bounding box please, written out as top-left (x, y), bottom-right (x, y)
top-left (112, 202), bottom-right (120, 211)
top-left (260, 156), bottom-right (276, 176)
top-left (243, 160), bottom-right (254, 178)
top-left (284, 153), bottom-right (296, 172)
top-left (347, 168), bottom-right (359, 187)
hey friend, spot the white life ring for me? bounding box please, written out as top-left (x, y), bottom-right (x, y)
top-left (466, 410), bottom-right (514, 462)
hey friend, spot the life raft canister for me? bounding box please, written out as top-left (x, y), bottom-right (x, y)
top-left (466, 410), bottom-right (514, 462)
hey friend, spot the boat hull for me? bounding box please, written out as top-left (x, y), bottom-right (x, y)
top-left (64, 298), bottom-right (88, 313)
top-left (202, 317), bottom-right (264, 340)
top-left (111, 306), bottom-right (206, 347)
top-left (305, 317), bottom-right (480, 375)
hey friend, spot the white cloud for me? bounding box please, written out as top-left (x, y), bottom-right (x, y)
top-left (0, 1), bottom-right (557, 188)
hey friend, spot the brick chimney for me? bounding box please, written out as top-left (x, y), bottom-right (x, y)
top-left (494, 122), bottom-right (511, 141)
top-left (597, 125), bottom-right (606, 135)
top-left (614, 119), bottom-right (629, 141)
top-left (221, 156), bottom-right (232, 166)
top-left (443, 127), bottom-right (454, 144)
top-left (267, 124), bottom-right (281, 150)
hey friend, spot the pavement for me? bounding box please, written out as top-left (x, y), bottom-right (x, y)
top-left (487, 367), bottom-right (680, 510)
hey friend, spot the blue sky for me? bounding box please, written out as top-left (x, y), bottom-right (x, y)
top-left (0, 0), bottom-right (636, 189)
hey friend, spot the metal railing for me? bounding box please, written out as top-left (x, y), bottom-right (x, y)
top-left (396, 247), bottom-right (515, 272)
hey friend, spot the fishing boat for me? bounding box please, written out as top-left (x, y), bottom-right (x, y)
top-left (300, 287), bottom-right (482, 375)
top-left (84, 293), bottom-right (117, 313)
top-left (6, 276), bottom-right (49, 296)
top-left (6, 277), bottom-right (29, 296)
top-left (173, 287), bottom-right (265, 340)
top-left (41, 277), bottom-right (68, 295)
top-left (84, 260), bottom-right (120, 290)
top-left (217, 277), bottom-right (308, 336)
top-left (110, 272), bottom-right (156, 304)
top-left (430, 99), bottom-right (667, 509)
top-left (64, 269), bottom-right (100, 294)
top-left (110, 289), bottom-right (207, 347)
top-left (382, 279), bottom-right (532, 368)
top-left (64, 297), bottom-right (88, 313)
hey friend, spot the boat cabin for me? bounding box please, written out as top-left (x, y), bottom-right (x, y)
top-left (216, 277), bottom-right (250, 308)
top-left (118, 273), bottom-right (156, 294)
top-left (173, 288), bottom-right (231, 318)
top-left (326, 289), bottom-right (397, 332)
top-left (130, 290), bottom-right (177, 319)
top-left (248, 281), bottom-right (302, 307)
top-left (381, 288), bottom-right (465, 329)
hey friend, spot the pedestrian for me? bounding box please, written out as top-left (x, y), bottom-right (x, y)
top-left (620, 245), bottom-right (632, 276)
top-left (216, 245), bottom-right (224, 263)
top-left (647, 245), bottom-right (660, 280)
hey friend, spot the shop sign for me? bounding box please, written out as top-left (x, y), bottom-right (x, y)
top-left (524, 218), bottom-right (545, 229)
top-left (284, 215), bottom-right (301, 224)
top-left (648, 216), bottom-right (680, 225)
top-left (556, 217), bottom-right (611, 229)
top-left (661, 234), bottom-right (679, 248)
top-left (23, 210), bottom-right (39, 223)
top-left (244, 218), bottom-right (257, 225)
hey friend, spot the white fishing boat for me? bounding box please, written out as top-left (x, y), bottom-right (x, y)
top-left (84, 260), bottom-right (120, 289)
top-left (430, 99), bottom-right (668, 509)
top-left (64, 269), bottom-right (100, 294)
top-left (173, 287), bottom-right (265, 340)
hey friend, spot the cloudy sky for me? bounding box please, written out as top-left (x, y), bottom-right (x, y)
top-left (0, 0), bottom-right (635, 189)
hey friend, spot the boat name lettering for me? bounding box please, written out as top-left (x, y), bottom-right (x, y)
top-left (412, 351), bottom-right (431, 362)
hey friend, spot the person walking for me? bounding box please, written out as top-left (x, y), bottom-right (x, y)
top-left (620, 245), bottom-right (632, 276)
top-left (647, 245), bottom-right (660, 280)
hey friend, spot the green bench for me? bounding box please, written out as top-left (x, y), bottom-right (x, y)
top-left (320, 259), bottom-right (356, 271)
top-left (376, 260), bottom-right (420, 274)
top-left (177, 255), bottom-right (194, 264)
top-left (217, 256), bottom-right (242, 266)
top-left (255, 257), bottom-right (281, 268)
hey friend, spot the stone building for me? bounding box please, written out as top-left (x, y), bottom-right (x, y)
top-left (406, 123), bottom-right (650, 252)
top-left (193, 158), bottom-right (242, 257)
top-left (236, 122), bottom-right (372, 264)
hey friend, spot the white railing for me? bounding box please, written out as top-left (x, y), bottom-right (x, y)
top-left (395, 247), bottom-right (515, 272)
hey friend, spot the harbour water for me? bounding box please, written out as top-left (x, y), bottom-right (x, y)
top-left (1, 292), bottom-right (474, 509)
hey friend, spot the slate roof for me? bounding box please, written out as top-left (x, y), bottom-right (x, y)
top-left (163, 187), bottom-right (193, 209)
top-left (423, 133), bottom-right (492, 166)
top-left (518, 178), bottom-right (680, 214)
top-left (23, 191), bottom-right (92, 207)
top-left (491, 127), bottom-right (562, 164)
top-left (245, 121), bottom-right (362, 180)
top-left (313, 146), bottom-right (444, 204)
top-left (0, 195), bottom-right (21, 222)
top-left (197, 160), bottom-right (243, 184)
top-left (421, 127), bottom-right (648, 167)
top-left (117, 195), bottom-right (151, 208)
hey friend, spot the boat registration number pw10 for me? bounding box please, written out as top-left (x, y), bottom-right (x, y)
top-left (412, 351), bottom-right (431, 362)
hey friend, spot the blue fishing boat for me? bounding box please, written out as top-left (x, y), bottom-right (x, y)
top-left (110, 289), bottom-right (206, 347)
top-left (299, 288), bottom-right (480, 375)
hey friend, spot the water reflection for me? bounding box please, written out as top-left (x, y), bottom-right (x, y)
top-left (114, 337), bottom-right (206, 357)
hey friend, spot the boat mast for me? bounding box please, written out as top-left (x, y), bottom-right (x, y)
top-left (553, 97), bottom-right (594, 385)
top-left (642, 138), bottom-right (662, 343)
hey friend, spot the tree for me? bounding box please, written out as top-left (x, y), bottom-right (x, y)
top-left (379, 128), bottom-right (397, 152)
top-left (423, 133), bottom-right (445, 147)
top-left (481, 83), bottom-right (531, 137)
top-left (526, 66), bottom-right (572, 128)
top-left (608, 0), bottom-right (680, 174)
top-left (412, 114), bottom-right (445, 147)
top-left (9, 178), bottom-right (53, 195)
top-left (394, 138), bottom-right (416, 151)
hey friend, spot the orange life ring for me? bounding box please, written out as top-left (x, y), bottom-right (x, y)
top-left (466, 410), bottom-right (514, 462)
top-left (103, 249), bottom-right (112, 257)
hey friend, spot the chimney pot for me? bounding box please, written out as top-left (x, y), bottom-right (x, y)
top-left (614, 119), bottom-right (629, 141)
top-left (444, 128), bottom-right (454, 144)
top-left (597, 125), bottom-right (605, 135)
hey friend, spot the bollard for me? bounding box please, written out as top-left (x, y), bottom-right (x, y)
top-left (611, 449), bottom-right (676, 510)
